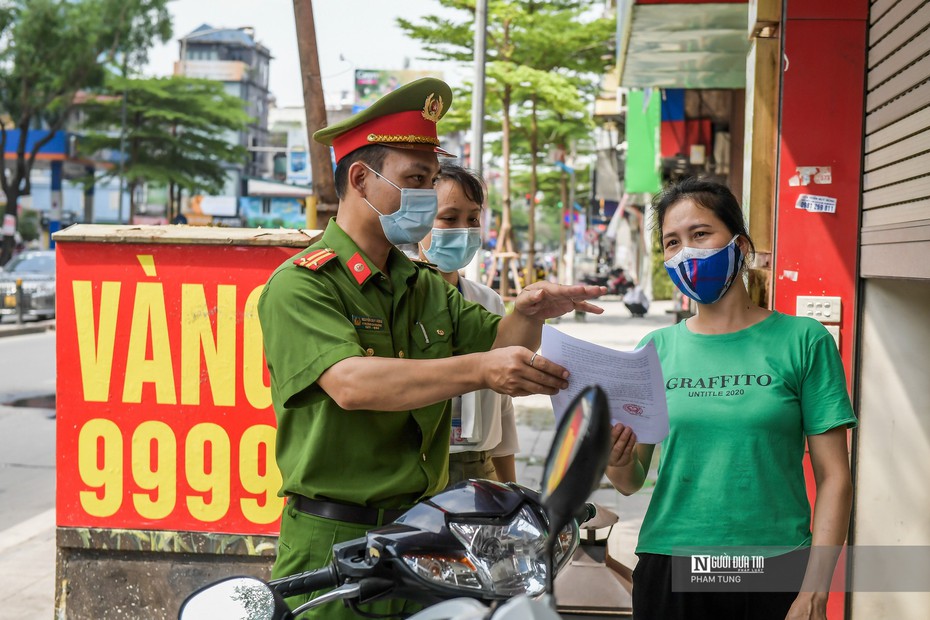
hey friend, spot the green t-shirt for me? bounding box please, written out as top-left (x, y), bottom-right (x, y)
top-left (636, 312), bottom-right (857, 555)
top-left (258, 220), bottom-right (501, 509)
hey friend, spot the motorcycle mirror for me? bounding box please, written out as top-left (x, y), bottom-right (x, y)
top-left (178, 576), bottom-right (286, 620)
top-left (539, 386), bottom-right (611, 591)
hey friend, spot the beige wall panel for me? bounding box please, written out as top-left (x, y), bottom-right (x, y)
top-left (861, 199), bottom-right (930, 227)
top-left (870, 0), bottom-right (901, 25)
top-left (863, 152), bottom-right (930, 190)
top-left (851, 279), bottom-right (930, 619)
top-left (865, 81), bottom-right (930, 134)
top-left (865, 126), bottom-right (930, 169)
top-left (861, 219), bottom-right (930, 243)
top-left (860, 240), bottom-right (930, 278)
top-left (863, 176), bottom-right (930, 209)
top-left (865, 106), bottom-right (930, 154)
top-left (869, 0), bottom-right (927, 46)
top-left (867, 53), bottom-right (930, 110)
top-left (868, 26), bottom-right (930, 87)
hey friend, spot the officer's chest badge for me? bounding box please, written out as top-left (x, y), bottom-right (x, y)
top-left (294, 248), bottom-right (337, 271)
top-left (421, 93), bottom-right (443, 123)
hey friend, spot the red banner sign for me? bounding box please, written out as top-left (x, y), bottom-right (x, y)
top-left (56, 241), bottom-right (299, 535)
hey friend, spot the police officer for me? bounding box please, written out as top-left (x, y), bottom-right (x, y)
top-left (258, 78), bottom-right (605, 618)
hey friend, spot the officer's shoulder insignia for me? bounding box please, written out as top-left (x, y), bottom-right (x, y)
top-left (294, 248), bottom-right (337, 271)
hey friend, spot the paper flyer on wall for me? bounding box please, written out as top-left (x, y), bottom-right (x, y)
top-left (541, 324), bottom-right (669, 444)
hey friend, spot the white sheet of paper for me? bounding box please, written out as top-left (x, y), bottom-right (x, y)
top-left (541, 324), bottom-right (669, 444)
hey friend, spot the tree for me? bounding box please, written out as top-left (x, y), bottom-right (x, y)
top-left (78, 75), bottom-right (251, 222)
top-left (399, 0), bottom-right (614, 294)
top-left (0, 0), bottom-right (171, 263)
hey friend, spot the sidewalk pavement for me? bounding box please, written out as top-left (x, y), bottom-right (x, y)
top-left (0, 317), bottom-right (55, 338)
top-left (0, 297), bottom-right (674, 619)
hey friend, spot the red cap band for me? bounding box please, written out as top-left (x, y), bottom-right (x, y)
top-left (331, 110), bottom-right (441, 163)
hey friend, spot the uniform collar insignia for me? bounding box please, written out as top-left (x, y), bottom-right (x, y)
top-left (346, 252), bottom-right (373, 286)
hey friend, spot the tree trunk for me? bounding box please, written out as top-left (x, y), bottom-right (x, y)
top-left (294, 0), bottom-right (338, 211)
top-left (129, 180), bottom-right (138, 223)
top-left (527, 95), bottom-right (539, 284)
top-left (0, 187), bottom-right (21, 265)
top-left (559, 166), bottom-right (568, 285)
top-left (498, 84), bottom-right (514, 299)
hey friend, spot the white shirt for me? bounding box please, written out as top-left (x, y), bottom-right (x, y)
top-left (449, 277), bottom-right (519, 457)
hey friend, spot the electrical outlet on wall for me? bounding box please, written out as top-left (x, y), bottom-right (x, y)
top-left (796, 296), bottom-right (842, 324)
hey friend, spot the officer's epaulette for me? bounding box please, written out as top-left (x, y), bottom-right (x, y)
top-left (412, 259), bottom-right (440, 273)
top-left (294, 248), bottom-right (338, 271)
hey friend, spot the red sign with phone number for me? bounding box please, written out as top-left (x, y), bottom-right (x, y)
top-left (56, 240), bottom-right (301, 535)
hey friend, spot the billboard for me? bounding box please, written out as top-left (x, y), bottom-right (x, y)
top-left (56, 238), bottom-right (304, 534)
top-left (354, 69), bottom-right (443, 111)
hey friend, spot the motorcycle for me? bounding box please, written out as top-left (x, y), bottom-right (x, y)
top-left (579, 268), bottom-right (631, 297)
top-left (178, 385), bottom-right (612, 619)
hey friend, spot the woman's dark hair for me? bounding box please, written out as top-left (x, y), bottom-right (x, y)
top-left (652, 177), bottom-right (756, 259)
top-left (436, 162), bottom-right (485, 207)
top-left (333, 144), bottom-right (391, 199)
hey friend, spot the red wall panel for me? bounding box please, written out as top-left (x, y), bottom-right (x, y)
top-left (774, 18), bottom-right (866, 384)
top-left (775, 6), bottom-right (868, 619)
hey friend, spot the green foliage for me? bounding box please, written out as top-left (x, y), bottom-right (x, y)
top-left (16, 208), bottom-right (40, 242)
top-left (400, 0), bottom-right (615, 254)
top-left (651, 228), bottom-right (674, 301)
top-left (0, 0), bottom-right (172, 262)
top-left (78, 75), bottom-right (251, 198)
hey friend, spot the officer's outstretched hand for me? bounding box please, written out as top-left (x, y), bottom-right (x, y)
top-left (514, 282), bottom-right (606, 320)
top-left (482, 346), bottom-right (569, 397)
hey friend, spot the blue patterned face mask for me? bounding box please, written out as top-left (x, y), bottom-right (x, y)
top-left (361, 164), bottom-right (438, 245)
top-left (664, 235), bottom-right (744, 304)
top-left (420, 228), bottom-right (482, 272)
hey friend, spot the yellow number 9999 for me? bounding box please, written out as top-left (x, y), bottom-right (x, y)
top-left (78, 419), bottom-right (124, 518)
top-left (240, 424), bottom-right (284, 524)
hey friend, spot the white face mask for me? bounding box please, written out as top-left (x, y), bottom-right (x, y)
top-left (361, 164), bottom-right (438, 245)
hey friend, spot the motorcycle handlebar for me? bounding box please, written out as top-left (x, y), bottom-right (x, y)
top-left (574, 502), bottom-right (597, 525)
top-left (270, 564), bottom-right (339, 599)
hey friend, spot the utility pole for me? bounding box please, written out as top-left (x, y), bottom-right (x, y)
top-left (465, 0), bottom-right (488, 281)
top-left (293, 0), bottom-right (338, 224)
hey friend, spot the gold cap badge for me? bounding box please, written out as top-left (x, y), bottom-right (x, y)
top-left (421, 93), bottom-right (443, 123)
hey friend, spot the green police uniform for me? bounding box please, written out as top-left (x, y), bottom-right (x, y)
top-left (258, 219), bottom-right (500, 616)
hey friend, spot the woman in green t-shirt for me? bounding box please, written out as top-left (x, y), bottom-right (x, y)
top-left (606, 178), bottom-right (856, 620)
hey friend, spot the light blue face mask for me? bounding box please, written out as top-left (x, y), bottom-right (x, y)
top-left (361, 164), bottom-right (438, 245)
top-left (421, 228), bottom-right (482, 273)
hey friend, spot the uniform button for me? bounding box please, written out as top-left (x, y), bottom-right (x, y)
top-left (398, 350), bottom-right (405, 358)
top-left (421, 453), bottom-right (427, 462)
top-left (366, 348), bottom-right (375, 356)
top-left (353, 263), bottom-right (365, 272)
top-left (436, 329), bottom-right (445, 336)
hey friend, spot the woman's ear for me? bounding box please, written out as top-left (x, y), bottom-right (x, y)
top-left (736, 234), bottom-right (750, 255)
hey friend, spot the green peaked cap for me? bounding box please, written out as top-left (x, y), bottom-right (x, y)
top-left (313, 77), bottom-right (454, 162)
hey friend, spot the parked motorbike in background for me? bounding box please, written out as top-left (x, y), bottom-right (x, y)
top-left (579, 268), bottom-right (631, 297)
top-left (178, 385), bottom-right (612, 620)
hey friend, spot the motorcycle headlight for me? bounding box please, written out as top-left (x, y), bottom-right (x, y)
top-left (401, 505), bottom-right (578, 598)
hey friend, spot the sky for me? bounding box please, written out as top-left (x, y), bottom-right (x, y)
top-left (144, 0), bottom-right (464, 108)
